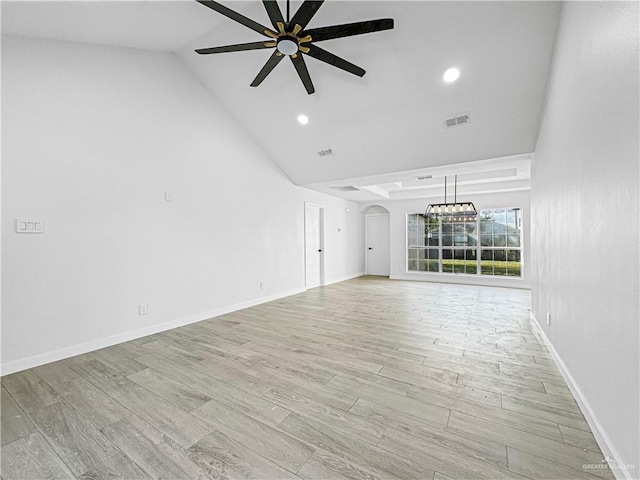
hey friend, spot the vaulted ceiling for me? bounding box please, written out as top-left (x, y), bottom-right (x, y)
top-left (2, 1), bottom-right (561, 200)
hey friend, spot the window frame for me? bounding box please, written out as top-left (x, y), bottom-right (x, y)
top-left (406, 207), bottom-right (523, 278)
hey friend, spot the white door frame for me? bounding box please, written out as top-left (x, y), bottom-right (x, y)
top-left (365, 213), bottom-right (390, 275)
top-left (304, 202), bottom-right (325, 288)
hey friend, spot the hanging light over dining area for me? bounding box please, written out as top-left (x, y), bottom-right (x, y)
top-left (424, 175), bottom-right (478, 221)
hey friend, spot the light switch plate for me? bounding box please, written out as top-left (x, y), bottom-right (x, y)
top-left (16, 219), bottom-right (44, 233)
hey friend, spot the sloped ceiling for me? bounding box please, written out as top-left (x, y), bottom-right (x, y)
top-left (2, 1), bottom-right (561, 196)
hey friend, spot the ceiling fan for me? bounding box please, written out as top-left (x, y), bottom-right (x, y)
top-left (195, 0), bottom-right (394, 94)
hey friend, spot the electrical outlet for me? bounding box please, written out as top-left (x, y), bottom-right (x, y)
top-left (164, 192), bottom-right (173, 202)
top-left (259, 282), bottom-right (265, 290)
top-left (139, 304), bottom-right (148, 315)
top-left (546, 312), bottom-right (551, 325)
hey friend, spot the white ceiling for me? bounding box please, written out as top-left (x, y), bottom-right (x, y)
top-left (1, 0), bottom-right (561, 199)
top-left (304, 153), bottom-right (532, 202)
top-left (1, 1), bottom-right (216, 51)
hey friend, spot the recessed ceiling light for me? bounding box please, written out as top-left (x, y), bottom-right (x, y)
top-left (443, 68), bottom-right (460, 83)
top-left (297, 114), bottom-right (309, 125)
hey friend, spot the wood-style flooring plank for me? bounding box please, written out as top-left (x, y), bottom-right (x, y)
top-left (67, 359), bottom-right (137, 397)
top-left (506, 447), bottom-right (606, 480)
top-left (135, 353), bottom-right (209, 387)
top-left (191, 398), bottom-right (314, 472)
top-left (499, 362), bottom-right (565, 385)
top-left (329, 376), bottom-right (451, 426)
top-left (457, 373), bottom-right (581, 413)
top-left (128, 369), bottom-right (212, 412)
top-left (559, 424), bottom-right (601, 452)
top-left (76, 451), bottom-right (152, 480)
top-left (420, 355), bottom-right (501, 377)
top-left (278, 412), bottom-right (434, 479)
top-left (328, 371), bottom-right (411, 398)
top-left (500, 395), bottom-right (591, 431)
top-left (349, 398), bottom-right (508, 469)
top-left (378, 364), bottom-right (459, 386)
top-left (114, 384), bottom-right (214, 448)
top-left (102, 414), bottom-right (214, 480)
top-left (188, 375), bottom-right (292, 427)
top-left (297, 449), bottom-right (381, 480)
top-left (377, 427), bottom-right (527, 480)
top-left (61, 352), bottom-right (94, 368)
top-left (53, 377), bottom-right (130, 430)
top-left (1, 370), bottom-right (60, 414)
top-left (448, 411), bottom-right (612, 479)
top-left (241, 350), bottom-right (336, 385)
top-left (543, 381), bottom-right (574, 398)
top-left (263, 386), bottom-right (384, 444)
top-left (245, 337), bottom-right (383, 377)
top-left (188, 429), bottom-right (300, 480)
top-left (461, 347), bottom-right (541, 368)
top-left (217, 355), bottom-right (358, 412)
top-left (378, 368), bottom-right (501, 407)
top-left (408, 386), bottom-right (564, 442)
top-left (27, 401), bottom-right (121, 477)
top-left (32, 361), bottom-right (80, 387)
top-left (190, 358), bottom-right (277, 396)
top-left (1, 387), bottom-right (36, 446)
top-left (88, 347), bottom-right (146, 375)
top-left (0, 432), bottom-right (75, 480)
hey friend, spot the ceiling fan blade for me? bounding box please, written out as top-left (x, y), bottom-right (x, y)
top-left (304, 44), bottom-right (365, 77)
top-left (289, 1), bottom-right (324, 30)
top-left (291, 54), bottom-right (315, 94)
top-left (195, 41), bottom-right (274, 55)
top-left (304, 18), bottom-right (394, 42)
top-left (197, 0), bottom-right (274, 37)
top-left (262, 0), bottom-right (284, 29)
top-left (251, 51), bottom-right (285, 87)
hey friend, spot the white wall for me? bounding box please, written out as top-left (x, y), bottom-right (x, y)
top-left (1, 35), bottom-right (363, 374)
top-left (531, 2), bottom-right (639, 477)
top-left (361, 189), bottom-right (531, 289)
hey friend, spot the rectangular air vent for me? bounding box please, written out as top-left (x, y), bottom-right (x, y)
top-left (330, 185), bottom-right (361, 192)
top-left (443, 112), bottom-right (470, 128)
top-left (317, 148), bottom-right (333, 157)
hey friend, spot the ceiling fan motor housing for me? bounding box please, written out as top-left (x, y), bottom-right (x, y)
top-left (276, 36), bottom-right (299, 55)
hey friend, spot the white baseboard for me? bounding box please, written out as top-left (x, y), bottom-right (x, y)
top-left (529, 314), bottom-right (633, 480)
top-left (0, 286), bottom-right (306, 376)
top-left (390, 272), bottom-right (531, 290)
top-left (323, 272), bottom-right (364, 286)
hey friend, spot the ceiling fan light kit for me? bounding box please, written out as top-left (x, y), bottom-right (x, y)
top-left (195, 0), bottom-right (394, 94)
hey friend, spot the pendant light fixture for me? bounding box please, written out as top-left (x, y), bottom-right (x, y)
top-left (424, 175), bottom-right (477, 221)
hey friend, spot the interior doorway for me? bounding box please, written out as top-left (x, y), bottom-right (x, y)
top-left (304, 203), bottom-right (324, 288)
top-left (365, 213), bottom-right (390, 276)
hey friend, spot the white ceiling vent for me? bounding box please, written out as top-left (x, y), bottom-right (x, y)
top-left (317, 148), bottom-right (334, 157)
top-left (443, 112), bottom-right (470, 128)
top-left (330, 185), bottom-right (361, 192)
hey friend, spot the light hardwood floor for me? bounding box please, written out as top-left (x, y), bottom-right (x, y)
top-left (1, 276), bottom-right (612, 480)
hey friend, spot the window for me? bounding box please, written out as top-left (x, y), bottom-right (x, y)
top-left (407, 208), bottom-right (522, 277)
